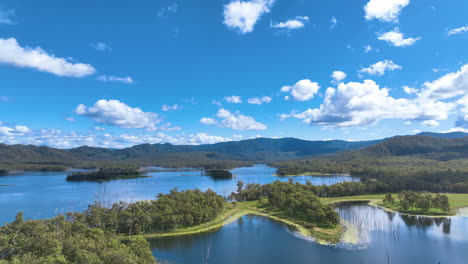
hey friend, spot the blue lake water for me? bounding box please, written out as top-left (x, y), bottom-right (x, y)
top-left (150, 202), bottom-right (468, 264)
top-left (0, 164), bottom-right (357, 224)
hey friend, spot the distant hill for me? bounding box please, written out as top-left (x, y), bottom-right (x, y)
top-left (416, 132), bottom-right (468, 138)
top-left (274, 135), bottom-right (468, 175)
top-left (0, 137), bottom-right (381, 171)
top-left (67, 137), bottom-right (381, 162)
top-left (1, 132), bottom-right (466, 172)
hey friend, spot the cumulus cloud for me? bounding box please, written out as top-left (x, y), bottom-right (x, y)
top-left (0, 38), bottom-right (95, 77)
top-left (97, 75), bottom-right (134, 84)
top-left (422, 120), bottom-right (439, 127)
top-left (378, 28), bottom-right (420, 47)
top-left (456, 95), bottom-right (468, 128)
top-left (419, 64), bottom-right (468, 100)
top-left (364, 0), bottom-right (409, 22)
top-left (331, 71), bottom-right (347, 84)
top-left (161, 104), bottom-right (180, 112)
top-left (402, 86), bottom-right (418, 95)
top-left (225, 95), bottom-right (243, 104)
top-left (448, 25), bottom-right (468, 36)
top-left (0, 127), bottom-right (243, 148)
top-left (75, 99), bottom-right (161, 131)
top-left (200, 109), bottom-right (267, 130)
top-left (223, 0), bottom-right (274, 34)
top-left (271, 16), bottom-right (309, 30)
top-left (91, 42), bottom-right (112, 52)
top-left (247, 96), bottom-right (272, 105)
top-left (200, 117), bottom-right (218, 125)
top-left (215, 109), bottom-right (267, 130)
top-left (284, 79), bottom-right (453, 127)
top-left (0, 6), bottom-right (15, 25)
top-left (0, 125), bottom-right (30, 136)
top-left (187, 133), bottom-right (232, 145)
top-left (360, 60), bottom-right (402, 76)
top-left (281, 79), bottom-right (320, 101)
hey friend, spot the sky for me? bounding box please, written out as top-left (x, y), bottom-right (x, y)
top-left (0, 0), bottom-right (467, 148)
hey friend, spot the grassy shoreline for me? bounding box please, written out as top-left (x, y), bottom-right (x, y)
top-left (121, 193), bottom-right (468, 245)
top-left (322, 193), bottom-right (468, 217)
top-left (130, 201), bottom-right (343, 245)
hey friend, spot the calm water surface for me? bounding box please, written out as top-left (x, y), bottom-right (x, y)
top-left (150, 202), bottom-right (468, 264)
top-left (0, 164), bottom-right (357, 223)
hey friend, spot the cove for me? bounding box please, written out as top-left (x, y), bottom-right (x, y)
top-left (150, 202), bottom-right (468, 264)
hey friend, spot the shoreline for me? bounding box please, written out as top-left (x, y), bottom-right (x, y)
top-left (128, 201), bottom-right (343, 245)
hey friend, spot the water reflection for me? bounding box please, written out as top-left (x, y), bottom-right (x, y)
top-left (150, 206), bottom-right (468, 264)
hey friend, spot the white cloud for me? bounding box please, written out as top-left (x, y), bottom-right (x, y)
top-left (225, 95), bottom-right (243, 104)
top-left (402, 86), bottom-right (418, 94)
top-left (378, 28), bottom-right (420, 47)
top-left (364, 45), bottom-right (373, 53)
top-left (360, 60), bottom-right (402, 76)
top-left (422, 120), bottom-right (439, 127)
top-left (200, 117), bottom-right (218, 125)
top-left (75, 99), bottom-right (161, 131)
top-left (247, 96), bottom-right (272, 105)
top-left (420, 64), bottom-right (468, 100)
top-left (94, 126), bottom-right (106, 131)
top-left (213, 108), bottom-right (267, 130)
top-left (0, 125), bottom-right (30, 136)
top-left (187, 133), bottom-right (232, 145)
top-left (455, 95), bottom-right (468, 128)
top-left (65, 117), bottom-right (76, 122)
top-left (364, 0), bottom-right (409, 22)
top-left (223, 0), bottom-right (274, 34)
top-left (157, 3), bottom-right (178, 18)
top-left (161, 104), bottom-right (180, 112)
top-left (271, 16), bottom-right (309, 30)
top-left (285, 80), bottom-right (453, 127)
top-left (0, 7), bottom-right (15, 25)
top-left (91, 42), bottom-right (112, 52)
top-left (97, 75), bottom-right (134, 84)
top-left (330, 16), bottom-right (338, 29)
top-left (281, 79), bottom-right (320, 101)
top-left (0, 38), bottom-right (95, 77)
top-left (331, 71), bottom-right (347, 84)
top-left (448, 25), bottom-right (468, 36)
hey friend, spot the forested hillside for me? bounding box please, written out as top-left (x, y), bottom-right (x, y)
top-left (1, 133), bottom-right (466, 173)
top-left (274, 135), bottom-right (468, 193)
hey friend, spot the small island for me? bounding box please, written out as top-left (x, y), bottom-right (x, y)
top-left (66, 168), bottom-right (148, 182)
top-left (204, 169), bottom-right (233, 179)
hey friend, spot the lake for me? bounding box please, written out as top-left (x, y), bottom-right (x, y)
top-left (0, 164), bottom-right (357, 224)
top-left (150, 202), bottom-right (468, 264)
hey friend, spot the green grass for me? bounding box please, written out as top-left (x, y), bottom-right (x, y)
top-left (132, 200), bottom-right (343, 244)
top-left (322, 193), bottom-right (468, 216)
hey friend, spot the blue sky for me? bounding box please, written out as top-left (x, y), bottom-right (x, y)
top-left (0, 0), bottom-right (467, 148)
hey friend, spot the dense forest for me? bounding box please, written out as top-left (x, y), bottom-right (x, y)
top-left (0, 213), bottom-right (155, 264)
